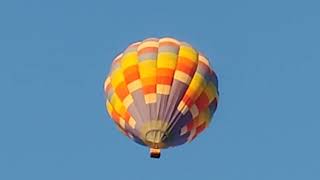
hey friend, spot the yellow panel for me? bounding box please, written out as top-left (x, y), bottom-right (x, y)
top-left (157, 53), bottom-right (177, 69)
top-left (109, 93), bottom-right (117, 106)
top-left (110, 95), bottom-right (120, 109)
top-left (110, 69), bottom-right (124, 88)
top-left (139, 60), bottom-right (156, 77)
top-left (109, 94), bottom-right (126, 118)
top-left (205, 82), bottom-right (218, 102)
top-left (106, 100), bottom-right (113, 115)
top-left (179, 45), bottom-right (198, 61)
top-left (121, 52), bottom-right (138, 69)
top-left (186, 73), bottom-right (206, 98)
top-left (198, 109), bottom-right (210, 126)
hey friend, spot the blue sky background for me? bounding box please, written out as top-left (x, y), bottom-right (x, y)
top-left (1, 0), bottom-right (319, 179)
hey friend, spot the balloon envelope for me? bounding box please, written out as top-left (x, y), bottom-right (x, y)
top-left (104, 37), bottom-right (219, 157)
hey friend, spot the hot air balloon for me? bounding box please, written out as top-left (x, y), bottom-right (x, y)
top-left (104, 37), bottom-right (219, 158)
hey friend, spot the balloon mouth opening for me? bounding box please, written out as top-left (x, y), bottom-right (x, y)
top-left (145, 129), bottom-right (167, 148)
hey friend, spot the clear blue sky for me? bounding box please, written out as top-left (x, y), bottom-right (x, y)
top-left (1, 0), bottom-right (319, 179)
